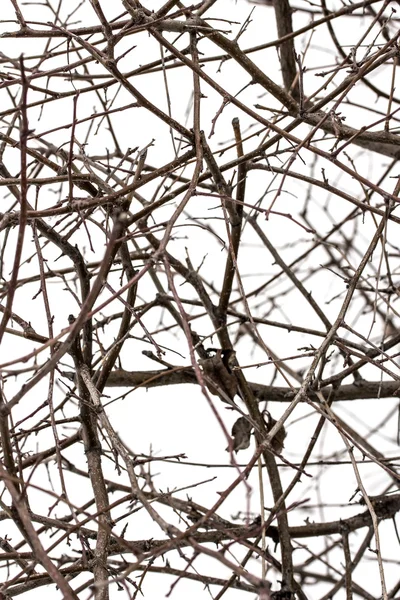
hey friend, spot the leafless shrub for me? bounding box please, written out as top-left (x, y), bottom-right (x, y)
top-left (1, 1), bottom-right (400, 599)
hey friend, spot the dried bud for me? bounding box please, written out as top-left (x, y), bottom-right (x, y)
top-left (226, 416), bottom-right (253, 453)
top-left (199, 349), bottom-right (238, 401)
top-left (265, 412), bottom-right (286, 454)
top-left (221, 349), bottom-right (236, 372)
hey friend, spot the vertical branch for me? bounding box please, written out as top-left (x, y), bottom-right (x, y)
top-left (69, 321), bottom-right (112, 600)
top-left (272, 0), bottom-right (298, 96)
top-left (218, 117), bottom-right (245, 332)
top-left (342, 530), bottom-right (353, 600)
top-left (0, 57), bottom-right (29, 344)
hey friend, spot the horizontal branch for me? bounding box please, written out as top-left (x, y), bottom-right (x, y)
top-left (2, 493), bottom-right (397, 557)
top-left (63, 369), bottom-right (400, 402)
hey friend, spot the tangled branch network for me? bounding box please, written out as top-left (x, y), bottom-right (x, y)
top-left (1, 1), bottom-right (400, 599)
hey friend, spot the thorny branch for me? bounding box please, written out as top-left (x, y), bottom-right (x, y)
top-left (1, 1), bottom-right (400, 599)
